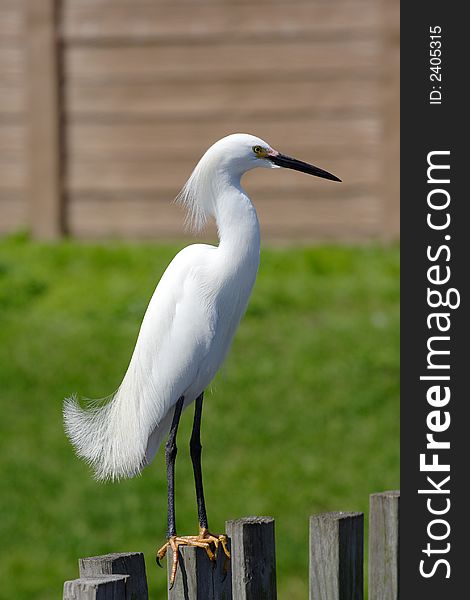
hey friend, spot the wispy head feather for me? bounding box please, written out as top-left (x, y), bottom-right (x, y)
top-left (175, 147), bottom-right (222, 233)
top-left (175, 170), bottom-right (209, 233)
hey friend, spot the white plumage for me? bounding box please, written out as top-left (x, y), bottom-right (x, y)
top-left (64, 134), bottom-right (270, 480)
top-left (64, 133), bottom-right (340, 482)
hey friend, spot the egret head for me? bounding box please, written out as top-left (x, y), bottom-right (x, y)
top-left (177, 133), bottom-right (340, 233)
top-left (208, 133), bottom-right (341, 182)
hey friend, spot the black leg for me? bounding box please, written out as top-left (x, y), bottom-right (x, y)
top-left (166, 395), bottom-right (185, 538)
top-left (190, 392), bottom-right (209, 531)
top-left (158, 392), bottom-right (229, 584)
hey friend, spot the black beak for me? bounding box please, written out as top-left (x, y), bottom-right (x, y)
top-left (269, 153), bottom-right (341, 182)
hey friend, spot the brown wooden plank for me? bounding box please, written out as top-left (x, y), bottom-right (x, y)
top-left (0, 124), bottom-right (25, 158)
top-left (66, 79), bottom-right (379, 119)
top-left (0, 0), bottom-right (25, 6)
top-left (67, 116), bottom-right (379, 161)
top-left (258, 197), bottom-right (380, 237)
top-left (63, 0), bottom-right (371, 7)
top-left (0, 70), bottom-right (23, 88)
top-left (0, 192), bottom-right (27, 232)
top-left (0, 83), bottom-right (25, 113)
top-left (0, 161), bottom-right (25, 188)
top-left (67, 193), bottom-right (380, 240)
top-left (67, 155), bottom-right (377, 193)
top-left (65, 39), bottom-right (378, 83)
top-left (64, 0), bottom-right (347, 5)
top-left (380, 0), bottom-right (400, 239)
top-left (0, 5), bottom-right (24, 40)
top-left (62, 3), bottom-right (380, 43)
top-left (25, 0), bottom-right (63, 238)
top-left (0, 48), bottom-right (23, 79)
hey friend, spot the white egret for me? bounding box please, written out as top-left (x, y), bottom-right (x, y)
top-left (64, 133), bottom-right (340, 586)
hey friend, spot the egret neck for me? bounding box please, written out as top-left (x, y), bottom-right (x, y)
top-left (214, 171), bottom-right (260, 268)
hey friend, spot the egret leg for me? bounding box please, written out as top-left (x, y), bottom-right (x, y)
top-left (166, 395), bottom-right (185, 538)
top-left (156, 392), bottom-right (229, 588)
top-left (190, 392), bottom-right (231, 559)
top-left (156, 395), bottom-right (185, 588)
top-left (190, 392), bottom-right (209, 530)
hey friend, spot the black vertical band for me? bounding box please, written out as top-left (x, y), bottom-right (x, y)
top-left (401, 3), bottom-right (466, 596)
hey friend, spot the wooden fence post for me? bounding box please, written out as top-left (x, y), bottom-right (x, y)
top-left (167, 543), bottom-right (232, 600)
top-left (225, 516), bottom-right (277, 600)
top-left (25, 0), bottom-right (64, 238)
top-left (78, 552), bottom-right (148, 600)
top-left (63, 575), bottom-right (128, 600)
top-left (368, 490), bottom-right (400, 600)
top-left (309, 511), bottom-right (363, 600)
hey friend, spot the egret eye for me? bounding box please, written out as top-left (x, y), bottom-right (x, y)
top-left (253, 145), bottom-right (264, 156)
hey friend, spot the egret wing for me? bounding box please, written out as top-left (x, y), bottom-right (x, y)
top-left (64, 244), bottom-right (218, 480)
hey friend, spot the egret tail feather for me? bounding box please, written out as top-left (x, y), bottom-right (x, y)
top-left (63, 391), bottom-right (148, 481)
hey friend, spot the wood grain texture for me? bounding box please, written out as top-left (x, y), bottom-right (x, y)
top-left (0, 82), bottom-right (25, 113)
top-left (0, 192), bottom-right (26, 232)
top-left (64, 0), bottom-right (358, 5)
top-left (167, 544), bottom-right (232, 600)
top-left (380, 0), bottom-right (400, 239)
top-left (79, 552), bottom-right (148, 600)
top-left (67, 156), bottom-right (377, 193)
top-left (0, 161), bottom-right (24, 188)
top-left (63, 575), bottom-right (128, 600)
top-left (309, 512), bottom-right (363, 600)
top-left (0, 4), bottom-right (24, 41)
top-left (0, 0), bottom-right (398, 241)
top-left (66, 79), bottom-right (379, 120)
top-left (0, 0), bottom-right (26, 231)
top-left (62, 2), bottom-right (380, 43)
top-left (25, 0), bottom-right (63, 238)
top-left (66, 117), bottom-right (379, 158)
top-left (0, 48), bottom-right (23, 81)
top-left (368, 491), bottom-right (400, 600)
top-left (65, 40), bottom-right (378, 83)
top-left (225, 517), bottom-right (277, 600)
top-left (0, 124), bottom-right (25, 159)
top-left (67, 194), bottom-right (380, 241)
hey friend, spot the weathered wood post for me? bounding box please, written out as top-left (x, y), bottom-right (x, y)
top-left (368, 490), bottom-right (400, 600)
top-left (226, 516), bottom-right (277, 600)
top-left (63, 552), bottom-right (148, 600)
top-left (167, 542), bottom-right (232, 600)
top-left (63, 575), bottom-right (128, 600)
top-left (309, 511), bottom-right (364, 600)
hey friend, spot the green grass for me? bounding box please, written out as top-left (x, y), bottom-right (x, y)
top-left (0, 234), bottom-right (399, 599)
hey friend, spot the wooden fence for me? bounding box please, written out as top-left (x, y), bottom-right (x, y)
top-left (63, 490), bottom-right (399, 599)
top-left (1, 0), bottom-right (399, 241)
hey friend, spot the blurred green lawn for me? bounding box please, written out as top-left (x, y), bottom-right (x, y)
top-left (0, 234), bottom-right (399, 599)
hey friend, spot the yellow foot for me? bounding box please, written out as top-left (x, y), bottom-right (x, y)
top-left (156, 528), bottom-right (230, 588)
